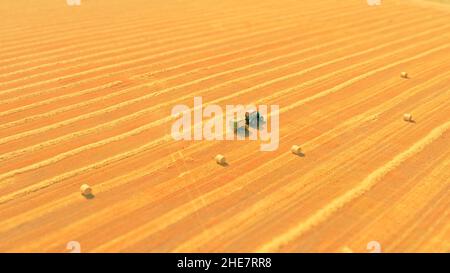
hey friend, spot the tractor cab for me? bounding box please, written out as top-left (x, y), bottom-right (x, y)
top-left (245, 110), bottom-right (264, 128)
top-left (230, 118), bottom-right (247, 133)
top-left (230, 111), bottom-right (265, 134)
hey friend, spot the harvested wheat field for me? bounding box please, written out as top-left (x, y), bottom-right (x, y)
top-left (0, 0), bottom-right (449, 253)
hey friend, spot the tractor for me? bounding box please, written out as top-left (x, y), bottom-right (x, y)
top-left (245, 110), bottom-right (264, 129)
top-left (230, 118), bottom-right (248, 133)
top-left (230, 111), bottom-right (264, 133)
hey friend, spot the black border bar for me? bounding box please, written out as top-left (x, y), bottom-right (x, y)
top-left (0, 253), bottom-right (447, 272)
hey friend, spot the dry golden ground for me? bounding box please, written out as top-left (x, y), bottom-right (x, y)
top-left (0, 0), bottom-right (449, 252)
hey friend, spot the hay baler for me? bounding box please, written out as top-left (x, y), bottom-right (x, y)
top-left (230, 111), bottom-right (264, 133)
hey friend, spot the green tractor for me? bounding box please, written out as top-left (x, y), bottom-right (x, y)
top-left (230, 118), bottom-right (248, 133)
top-left (245, 110), bottom-right (264, 129)
top-left (230, 111), bottom-right (264, 133)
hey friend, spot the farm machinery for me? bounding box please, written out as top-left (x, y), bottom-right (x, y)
top-left (230, 110), bottom-right (265, 133)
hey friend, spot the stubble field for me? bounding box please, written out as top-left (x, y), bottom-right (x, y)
top-left (0, 0), bottom-right (449, 252)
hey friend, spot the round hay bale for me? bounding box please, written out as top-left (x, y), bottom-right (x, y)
top-left (400, 72), bottom-right (408, 78)
top-left (80, 184), bottom-right (92, 196)
top-left (215, 154), bottom-right (226, 165)
top-left (403, 113), bottom-right (413, 122)
top-left (291, 145), bottom-right (303, 155)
